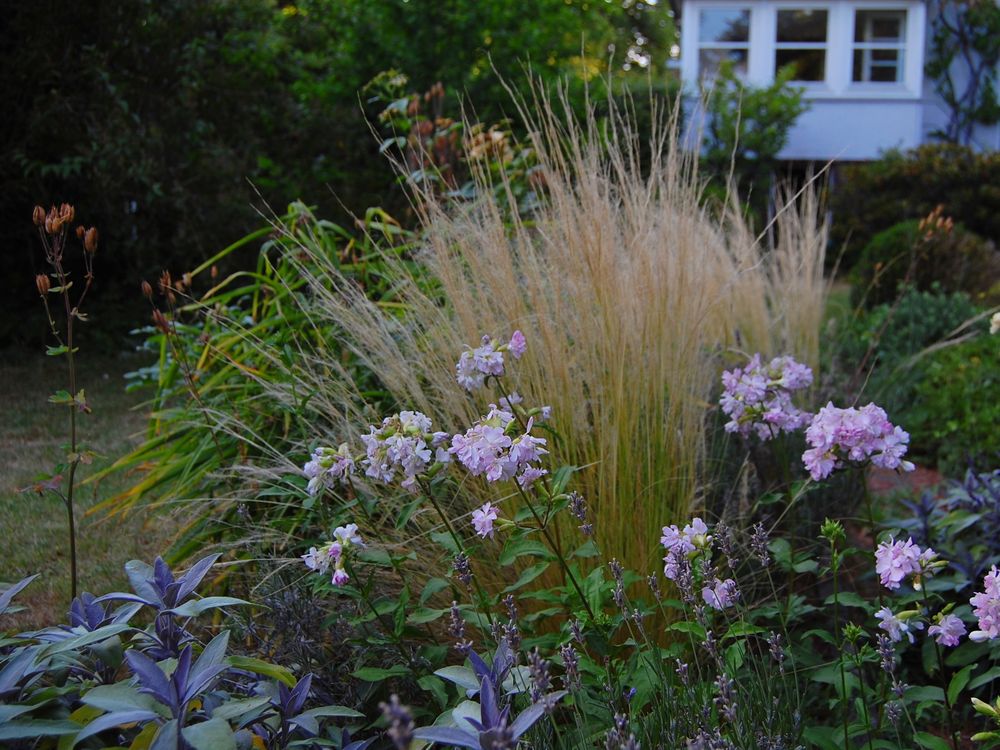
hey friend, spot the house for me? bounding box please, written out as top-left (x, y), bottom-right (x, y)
top-left (678, 0), bottom-right (1000, 160)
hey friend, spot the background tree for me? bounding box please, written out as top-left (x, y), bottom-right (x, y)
top-left (1, 0), bottom-right (676, 348)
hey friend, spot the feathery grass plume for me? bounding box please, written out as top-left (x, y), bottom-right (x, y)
top-left (99, 81), bottom-right (826, 590)
top-left (249, 81), bottom-right (827, 580)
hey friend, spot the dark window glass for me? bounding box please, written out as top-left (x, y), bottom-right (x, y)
top-left (854, 10), bottom-right (905, 42)
top-left (776, 49), bottom-right (826, 81)
top-left (777, 9), bottom-right (828, 43)
top-left (699, 9), bottom-right (750, 43)
top-left (699, 49), bottom-right (749, 79)
top-left (853, 49), bottom-right (902, 82)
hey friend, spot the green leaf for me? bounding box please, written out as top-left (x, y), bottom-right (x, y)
top-left (299, 705), bottom-right (365, 719)
top-left (41, 623), bottom-right (132, 656)
top-left (499, 538), bottom-right (554, 567)
top-left (905, 685), bottom-right (945, 703)
top-left (81, 682), bottom-right (157, 713)
top-left (408, 608), bottom-right (447, 625)
top-left (351, 665), bottom-right (410, 682)
top-left (948, 664), bottom-right (976, 705)
top-left (165, 596), bottom-right (248, 617)
top-left (46, 345), bottom-right (69, 356)
top-left (667, 621), bottom-right (706, 640)
top-left (430, 532), bottom-right (459, 555)
top-left (969, 666), bottom-right (1000, 690)
top-left (182, 717), bottom-right (236, 750)
top-left (225, 656), bottom-right (295, 686)
top-left (549, 465), bottom-right (576, 496)
top-left (48, 390), bottom-right (73, 405)
top-left (0, 720), bottom-right (82, 740)
top-left (501, 562), bottom-right (550, 593)
top-left (571, 539), bottom-right (600, 558)
top-left (822, 592), bottom-right (870, 609)
top-left (419, 577), bottom-right (451, 606)
top-left (434, 666), bottom-right (480, 693)
top-left (913, 731), bottom-right (952, 750)
top-left (725, 622), bottom-right (766, 638)
top-left (210, 696), bottom-right (271, 721)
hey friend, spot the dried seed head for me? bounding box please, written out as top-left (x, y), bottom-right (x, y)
top-left (32, 205), bottom-right (45, 226)
top-left (35, 274), bottom-right (51, 295)
top-left (84, 227), bottom-right (98, 253)
top-left (59, 203), bottom-right (74, 225)
top-left (210, 265), bottom-right (218, 279)
top-left (76, 225), bottom-right (85, 240)
top-left (141, 280), bottom-right (154, 299)
top-left (44, 206), bottom-right (59, 235)
top-left (158, 270), bottom-right (172, 295)
top-left (152, 308), bottom-right (171, 334)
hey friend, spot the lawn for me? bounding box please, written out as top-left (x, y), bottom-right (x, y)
top-left (0, 350), bottom-right (173, 629)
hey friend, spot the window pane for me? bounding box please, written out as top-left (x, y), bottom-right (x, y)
top-left (699, 49), bottom-right (749, 80)
top-left (854, 10), bottom-right (906, 43)
top-left (777, 9), bottom-right (828, 43)
top-left (853, 48), bottom-right (902, 82)
top-left (699, 9), bottom-right (750, 43)
top-left (776, 49), bottom-right (826, 81)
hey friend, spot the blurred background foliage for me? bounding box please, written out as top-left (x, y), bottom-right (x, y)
top-left (2, 0), bottom-right (679, 348)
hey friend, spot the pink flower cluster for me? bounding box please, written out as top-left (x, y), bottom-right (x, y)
top-left (929, 614), bottom-right (966, 647)
top-left (301, 523), bottom-right (364, 586)
top-left (874, 537), bottom-right (936, 590)
top-left (719, 354), bottom-right (813, 440)
top-left (801, 402), bottom-right (915, 481)
top-left (450, 406), bottom-right (549, 488)
top-left (303, 443), bottom-right (356, 495)
top-left (970, 566), bottom-right (1000, 642)
top-left (660, 518), bottom-right (710, 581)
top-left (360, 411), bottom-right (450, 491)
top-left (455, 331), bottom-right (527, 391)
top-left (471, 501), bottom-right (501, 538)
top-left (876, 606), bottom-right (924, 643)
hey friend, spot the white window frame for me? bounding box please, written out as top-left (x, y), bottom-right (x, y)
top-left (772, 5), bottom-right (831, 84)
top-left (694, 5), bottom-right (752, 82)
top-left (851, 8), bottom-right (908, 84)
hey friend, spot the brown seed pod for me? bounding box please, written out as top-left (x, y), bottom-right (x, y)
top-left (32, 206), bottom-right (45, 226)
top-left (84, 227), bottom-right (98, 253)
top-left (35, 274), bottom-right (51, 295)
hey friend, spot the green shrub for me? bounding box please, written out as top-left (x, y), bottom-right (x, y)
top-left (830, 143), bottom-right (1000, 271)
top-left (908, 332), bottom-right (1000, 474)
top-left (832, 286), bottom-right (991, 470)
top-left (701, 63), bottom-right (809, 220)
top-left (852, 215), bottom-right (1000, 308)
top-left (841, 286), bottom-right (978, 371)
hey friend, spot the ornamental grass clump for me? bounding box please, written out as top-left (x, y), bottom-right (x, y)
top-left (237, 86), bottom-right (827, 581)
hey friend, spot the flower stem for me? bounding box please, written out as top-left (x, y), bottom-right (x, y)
top-left (921, 586), bottom-right (959, 750)
top-left (830, 539), bottom-right (850, 749)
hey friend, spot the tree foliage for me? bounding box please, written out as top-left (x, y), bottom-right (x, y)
top-left (2, 0), bottom-right (676, 347)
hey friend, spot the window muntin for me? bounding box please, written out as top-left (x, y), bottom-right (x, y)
top-left (698, 8), bottom-right (750, 79)
top-left (852, 9), bottom-right (906, 83)
top-left (774, 9), bottom-right (828, 82)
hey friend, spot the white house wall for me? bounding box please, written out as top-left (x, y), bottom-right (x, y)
top-left (679, 0), bottom-right (997, 160)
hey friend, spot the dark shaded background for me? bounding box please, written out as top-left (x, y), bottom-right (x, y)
top-left (2, 0), bottom-right (677, 350)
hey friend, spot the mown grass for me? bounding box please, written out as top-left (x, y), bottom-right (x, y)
top-left (0, 350), bottom-right (173, 629)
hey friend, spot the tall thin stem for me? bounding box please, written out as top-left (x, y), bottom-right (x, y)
top-left (830, 538), bottom-right (850, 749)
top-left (58, 255), bottom-right (79, 601)
top-left (921, 586), bottom-right (959, 750)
